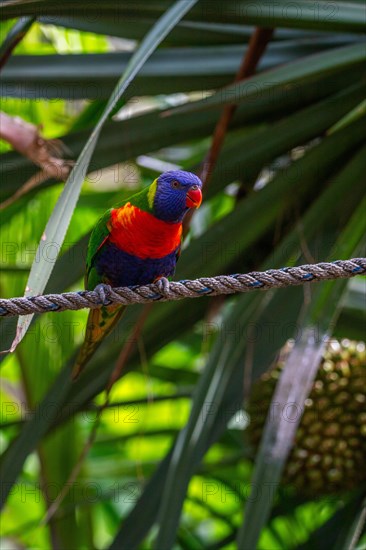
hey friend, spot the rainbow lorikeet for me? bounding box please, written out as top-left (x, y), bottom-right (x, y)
top-left (72, 170), bottom-right (202, 379)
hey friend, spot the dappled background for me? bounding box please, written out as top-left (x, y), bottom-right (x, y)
top-left (1, 2), bottom-right (365, 549)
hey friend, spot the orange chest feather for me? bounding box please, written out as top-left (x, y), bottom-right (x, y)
top-left (108, 203), bottom-right (182, 259)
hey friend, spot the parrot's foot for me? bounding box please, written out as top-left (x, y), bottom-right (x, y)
top-left (154, 276), bottom-right (170, 296)
top-left (94, 283), bottom-right (112, 305)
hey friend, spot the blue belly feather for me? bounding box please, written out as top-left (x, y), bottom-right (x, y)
top-left (95, 242), bottom-right (178, 287)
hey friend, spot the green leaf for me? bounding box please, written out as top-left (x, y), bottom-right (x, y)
top-left (2, 1), bottom-right (365, 33)
top-left (0, 16), bottom-right (35, 69)
top-left (328, 99), bottom-right (366, 135)
top-left (295, 491), bottom-right (366, 550)
top-left (334, 495), bottom-right (366, 550)
top-left (37, 16), bottom-right (321, 45)
top-left (6, 0), bottom-right (199, 352)
top-left (207, 82), bottom-right (366, 198)
top-left (167, 43), bottom-right (366, 115)
top-left (1, 37), bottom-right (359, 99)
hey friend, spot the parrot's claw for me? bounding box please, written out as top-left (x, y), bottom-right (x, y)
top-left (94, 283), bottom-right (112, 305)
top-left (154, 276), bottom-right (170, 296)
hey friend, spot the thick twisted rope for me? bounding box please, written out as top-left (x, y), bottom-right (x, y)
top-left (0, 258), bottom-right (364, 317)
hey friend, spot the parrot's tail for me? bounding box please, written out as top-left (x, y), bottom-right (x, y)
top-left (72, 303), bottom-right (126, 380)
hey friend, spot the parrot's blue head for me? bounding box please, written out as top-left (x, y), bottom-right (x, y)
top-left (153, 170), bottom-right (203, 223)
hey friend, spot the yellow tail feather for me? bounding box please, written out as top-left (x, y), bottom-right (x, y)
top-left (72, 304), bottom-right (125, 380)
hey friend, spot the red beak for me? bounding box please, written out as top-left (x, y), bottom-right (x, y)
top-left (186, 187), bottom-right (202, 209)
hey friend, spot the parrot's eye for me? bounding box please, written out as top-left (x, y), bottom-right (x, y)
top-left (171, 180), bottom-right (180, 189)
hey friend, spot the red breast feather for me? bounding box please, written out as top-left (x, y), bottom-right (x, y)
top-left (109, 203), bottom-right (182, 259)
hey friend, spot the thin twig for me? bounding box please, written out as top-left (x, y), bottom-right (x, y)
top-left (0, 171), bottom-right (50, 210)
top-left (0, 113), bottom-right (72, 178)
top-left (183, 27), bottom-right (273, 234)
top-left (199, 27), bottom-right (274, 186)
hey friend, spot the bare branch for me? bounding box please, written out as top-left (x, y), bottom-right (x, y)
top-left (0, 112), bottom-right (73, 206)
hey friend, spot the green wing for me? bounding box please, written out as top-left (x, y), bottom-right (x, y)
top-left (85, 209), bottom-right (112, 290)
